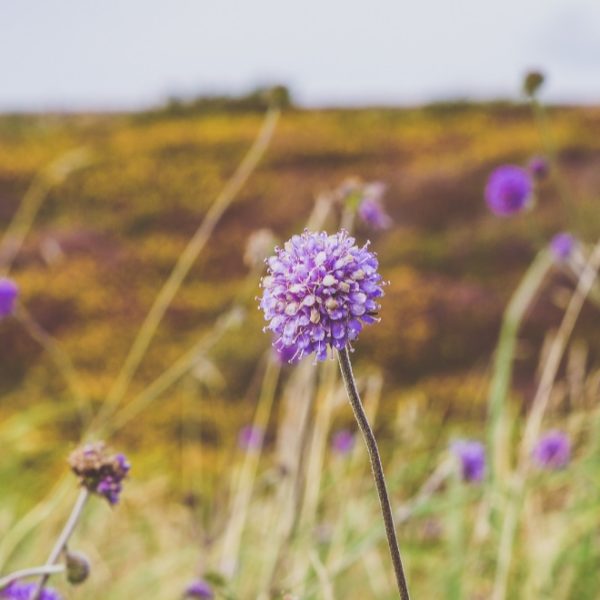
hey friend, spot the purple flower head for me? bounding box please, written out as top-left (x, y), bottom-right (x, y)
top-left (273, 342), bottom-right (301, 365)
top-left (358, 187), bottom-right (392, 230)
top-left (259, 230), bottom-right (384, 362)
top-left (450, 440), bottom-right (486, 483)
top-left (532, 430), bottom-right (571, 470)
top-left (528, 156), bottom-right (549, 180)
top-left (0, 581), bottom-right (62, 600)
top-left (0, 278), bottom-right (19, 319)
top-left (331, 429), bottom-right (355, 455)
top-left (550, 232), bottom-right (576, 262)
top-left (238, 425), bottom-right (264, 451)
top-left (485, 165), bottom-right (533, 216)
top-left (185, 579), bottom-right (214, 599)
top-left (69, 442), bottom-right (130, 505)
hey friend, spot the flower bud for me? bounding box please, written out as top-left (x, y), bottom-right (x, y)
top-left (66, 550), bottom-right (91, 585)
top-left (523, 70), bottom-right (545, 97)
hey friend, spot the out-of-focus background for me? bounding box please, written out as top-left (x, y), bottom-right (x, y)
top-left (1, 2), bottom-right (599, 599)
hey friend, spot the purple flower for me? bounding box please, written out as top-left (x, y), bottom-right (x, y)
top-left (273, 343), bottom-right (301, 365)
top-left (450, 440), bottom-right (486, 483)
top-left (0, 581), bottom-right (61, 600)
top-left (357, 183), bottom-right (392, 230)
top-left (185, 579), bottom-right (214, 599)
top-left (485, 165), bottom-right (533, 216)
top-left (69, 442), bottom-right (130, 505)
top-left (238, 425), bottom-right (264, 451)
top-left (528, 156), bottom-right (549, 180)
top-left (550, 232), bottom-right (576, 262)
top-left (259, 230), bottom-right (384, 362)
top-left (0, 278), bottom-right (19, 319)
top-left (532, 430), bottom-right (571, 470)
top-left (331, 429), bottom-right (355, 455)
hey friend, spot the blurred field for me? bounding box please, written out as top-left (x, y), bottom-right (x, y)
top-left (1, 102), bottom-right (599, 598)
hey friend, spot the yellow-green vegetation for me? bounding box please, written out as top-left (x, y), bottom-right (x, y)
top-left (0, 103), bottom-right (599, 598)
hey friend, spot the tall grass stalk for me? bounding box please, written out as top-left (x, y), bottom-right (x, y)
top-left (0, 149), bottom-right (91, 274)
top-left (15, 305), bottom-right (92, 427)
top-left (92, 106), bottom-right (280, 429)
top-left (491, 240), bottom-right (600, 600)
top-left (219, 353), bottom-right (280, 579)
top-left (487, 250), bottom-right (553, 483)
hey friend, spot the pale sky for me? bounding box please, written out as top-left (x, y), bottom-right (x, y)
top-left (1, 0), bottom-right (599, 111)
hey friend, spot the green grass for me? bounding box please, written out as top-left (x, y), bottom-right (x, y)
top-left (0, 102), bottom-right (599, 598)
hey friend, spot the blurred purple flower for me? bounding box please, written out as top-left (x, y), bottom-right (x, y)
top-left (528, 156), bottom-right (549, 180)
top-left (450, 440), bottom-right (486, 483)
top-left (532, 430), bottom-right (571, 470)
top-left (357, 183), bottom-right (392, 230)
top-left (485, 166), bottom-right (533, 216)
top-left (0, 278), bottom-right (19, 319)
top-left (550, 232), bottom-right (576, 262)
top-left (0, 581), bottom-right (61, 600)
top-left (69, 442), bottom-right (130, 505)
top-left (331, 429), bottom-right (355, 455)
top-left (238, 425), bottom-right (264, 451)
top-left (259, 230), bottom-right (384, 362)
top-left (185, 579), bottom-right (214, 599)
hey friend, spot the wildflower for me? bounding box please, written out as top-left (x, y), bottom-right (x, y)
top-left (550, 232), bottom-right (576, 262)
top-left (485, 165), bottom-right (533, 216)
top-left (358, 183), bottom-right (392, 230)
top-left (68, 442), bottom-right (130, 505)
top-left (184, 579), bottom-right (214, 599)
top-left (523, 70), bottom-right (545, 96)
top-left (450, 440), bottom-right (486, 483)
top-left (237, 425), bottom-right (264, 451)
top-left (273, 343), bottom-right (301, 365)
top-left (528, 156), bottom-right (549, 180)
top-left (0, 278), bottom-right (19, 319)
top-left (532, 430), bottom-right (570, 470)
top-left (331, 429), bottom-right (355, 455)
top-left (0, 581), bottom-right (61, 600)
top-left (259, 230), bottom-right (384, 362)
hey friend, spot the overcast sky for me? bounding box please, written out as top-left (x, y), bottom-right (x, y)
top-left (1, 0), bottom-right (599, 111)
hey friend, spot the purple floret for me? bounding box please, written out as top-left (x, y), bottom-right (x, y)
top-left (0, 581), bottom-right (62, 600)
top-left (259, 230), bottom-right (385, 362)
top-left (532, 430), bottom-right (571, 470)
top-left (550, 232), bottom-right (575, 262)
top-left (528, 156), bottom-right (549, 180)
top-left (331, 429), bottom-right (355, 455)
top-left (238, 425), bottom-right (264, 451)
top-left (0, 278), bottom-right (19, 319)
top-left (185, 579), bottom-right (214, 599)
top-left (485, 165), bottom-right (533, 216)
top-left (451, 439), bottom-right (486, 483)
top-left (357, 183), bottom-right (392, 230)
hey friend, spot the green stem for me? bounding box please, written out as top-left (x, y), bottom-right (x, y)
top-left (530, 99), bottom-right (577, 227)
top-left (336, 346), bottom-right (410, 600)
top-left (0, 565), bottom-right (64, 590)
top-left (33, 488), bottom-right (89, 600)
top-left (487, 250), bottom-right (553, 482)
top-left (16, 305), bottom-right (91, 427)
top-left (0, 148), bottom-right (90, 275)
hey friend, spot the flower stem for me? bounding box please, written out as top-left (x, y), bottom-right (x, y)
top-left (33, 488), bottom-right (89, 600)
top-left (0, 565), bottom-right (64, 590)
top-left (336, 346), bottom-right (410, 600)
